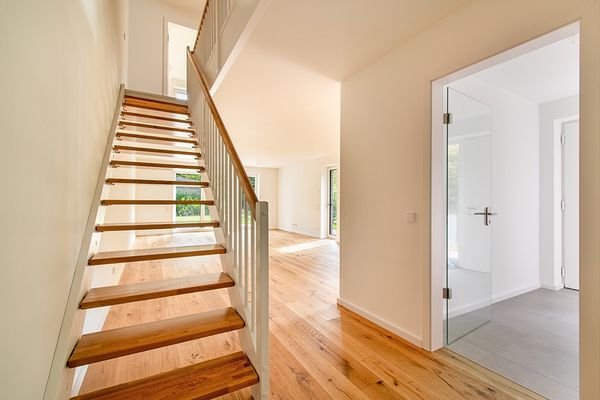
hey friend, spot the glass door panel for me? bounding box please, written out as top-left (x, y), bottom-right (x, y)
top-left (445, 87), bottom-right (493, 344)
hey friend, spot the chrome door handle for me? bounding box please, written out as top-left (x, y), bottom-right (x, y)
top-left (473, 207), bottom-right (497, 226)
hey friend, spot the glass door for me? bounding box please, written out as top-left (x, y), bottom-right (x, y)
top-left (445, 87), bottom-right (493, 344)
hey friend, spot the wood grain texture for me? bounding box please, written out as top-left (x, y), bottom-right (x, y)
top-left (100, 199), bottom-right (214, 206)
top-left (68, 308), bottom-right (244, 368)
top-left (88, 244), bottom-right (225, 266)
top-left (109, 160), bottom-right (204, 171)
top-left (71, 352), bottom-right (257, 400)
top-left (119, 119), bottom-right (195, 134)
top-left (113, 144), bottom-right (201, 157)
top-left (80, 231), bottom-right (543, 399)
top-left (106, 178), bottom-right (208, 187)
top-left (80, 273), bottom-right (234, 309)
top-left (116, 130), bottom-right (197, 145)
top-left (121, 110), bottom-right (192, 125)
top-left (96, 221), bottom-right (219, 232)
top-left (123, 96), bottom-right (188, 115)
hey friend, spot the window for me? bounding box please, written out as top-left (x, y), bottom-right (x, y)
top-left (328, 168), bottom-right (338, 237)
top-left (248, 174), bottom-right (259, 197)
top-left (174, 87), bottom-right (188, 100)
top-left (174, 173), bottom-right (209, 222)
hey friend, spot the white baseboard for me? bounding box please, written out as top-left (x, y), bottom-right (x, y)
top-left (444, 282), bottom-right (541, 319)
top-left (541, 282), bottom-right (563, 291)
top-left (277, 227), bottom-right (321, 239)
top-left (492, 282), bottom-right (541, 303)
top-left (337, 298), bottom-right (422, 348)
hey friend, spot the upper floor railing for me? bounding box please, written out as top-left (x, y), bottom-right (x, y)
top-left (192, 0), bottom-right (263, 88)
top-left (187, 40), bottom-right (269, 399)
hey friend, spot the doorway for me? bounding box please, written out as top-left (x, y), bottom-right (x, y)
top-left (432, 23), bottom-right (580, 400)
top-left (327, 167), bottom-right (338, 237)
top-left (165, 21), bottom-right (197, 99)
top-left (562, 120), bottom-right (579, 290)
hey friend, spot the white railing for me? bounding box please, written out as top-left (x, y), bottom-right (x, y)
top-left (187, 49), bottom-right (269, 399)
top-left (192, 0), bottom-right (266, 89)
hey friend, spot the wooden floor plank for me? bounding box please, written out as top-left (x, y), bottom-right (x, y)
top-left (100, 199), bottom-right (214, 206)
top-left (113, 144), bottom-right (201, 157)
top-left (79, 231), bottom-right (543, 400)
top-left (106, 178), bottom-right (208, 186)
top-left (109, 160), bottom-right (204, 171)
top-left (80, 273), bottom-right (234, 309)
top-left (88, 244), bottom-right (225, 266)
top-left (68, 308), bottom-right (244, 368)
top-left (116, 130), bottom-right (197, 144)
top-left (71, 352), bottom-right (257, 400)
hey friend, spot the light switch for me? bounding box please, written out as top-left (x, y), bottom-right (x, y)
top-left (406, 212), bottom-right (417, 223)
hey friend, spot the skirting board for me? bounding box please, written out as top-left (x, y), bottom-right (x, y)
top-left (542, 282), bottom-right (564, 291)
top-left (337, 298), bottom-right (423, 348)
top-left (277, 227), bottom-right (322, 239)
top-left (444, 282), bottom-right (541, 319)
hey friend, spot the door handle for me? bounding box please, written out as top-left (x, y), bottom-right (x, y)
top-left (473, 207), bottom-right (497, 226)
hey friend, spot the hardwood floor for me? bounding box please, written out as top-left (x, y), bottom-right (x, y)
top-left (80, 230), bottom-right (542, 399)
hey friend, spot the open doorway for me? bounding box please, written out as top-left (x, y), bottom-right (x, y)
top-left (432, 24), bottom-right (579, 400)
top-left (165, 21), bottom-right (197, 99)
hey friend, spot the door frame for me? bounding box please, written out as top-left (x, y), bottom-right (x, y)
top-left (560, 118), bottom-right (580, 290)
top-left (429, 22), bottom-right (580, 351)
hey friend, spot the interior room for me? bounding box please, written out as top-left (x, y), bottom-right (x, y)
top-left (441, 32), bottom-right (580, 400)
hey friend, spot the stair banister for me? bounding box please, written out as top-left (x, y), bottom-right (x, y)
top-left (186, 44), bottom-right (269, 399)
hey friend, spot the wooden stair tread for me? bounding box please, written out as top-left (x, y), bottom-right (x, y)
top-left (106, 178), bottom-right (208, 186)
top-left (67, 308), bottom-right (244, 367)
top-left (96, 220), bottom-right (219, 231)
top-left (113, 144), bottom-right (202, 157)
top-left (124, 96), bottom-right (188, 115)
top-left (119, 120), bottom-right (195, 134)
top-left (80, 273), bottom-right (234, 309)
top-left (70, 351), bottom-right (258, 399)
top-left (88, 244), bottom-right (225, 265)
top-left (116, 130), bottom-right (197, 144)
top-left (110, 160), bottom-right (204, 171)
top-left (121, 110), bottom-right (192, 124)
top-left (101, 199), bottom-right (214, 206)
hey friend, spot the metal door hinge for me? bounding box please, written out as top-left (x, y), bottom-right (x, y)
top-left (561, 133), bottom-right (566, 145)
top-left (442, 288), bottom-right (452, 299)
top-left (443, 113), bottom-right (452, 125)
top-left (561, 200), bottom-right (566, 211)
top-left (561, 266), bottom-right (566, 281)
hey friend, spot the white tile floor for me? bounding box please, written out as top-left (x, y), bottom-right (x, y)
top-left (447, 288), bottom-right (579, 400)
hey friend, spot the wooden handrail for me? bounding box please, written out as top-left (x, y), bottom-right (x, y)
top-left (186, 48), bottom-right (258, 215)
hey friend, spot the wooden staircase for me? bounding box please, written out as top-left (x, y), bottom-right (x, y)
top-left (61, 92), bottom-right (260, 399)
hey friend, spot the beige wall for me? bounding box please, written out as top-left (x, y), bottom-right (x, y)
top-left (0, 1), bottom-right (127, 399)
top-left (128, 0), bottom-right (201, 95)
top-left (340, 0), bottom-right (599, 397)
top-left (246, 166), bottom-right (279, 229)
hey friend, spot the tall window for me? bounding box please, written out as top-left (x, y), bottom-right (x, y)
top-left (328, 168), bottom-right (338, 236)
top-left (248, 174), bottom-right (258, 196)
top-left (175, 173), bottom-right (209, 222)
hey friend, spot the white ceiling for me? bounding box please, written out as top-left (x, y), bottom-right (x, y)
top-left (160, 0), bottom-right (205, 13)
top-left (214, 0), bottom-right (469, 167)
top-left (472, 35), bottom-right (580, 104)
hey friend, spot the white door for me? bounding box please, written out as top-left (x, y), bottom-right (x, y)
top-left (562, 120), bottom-right (579, 290)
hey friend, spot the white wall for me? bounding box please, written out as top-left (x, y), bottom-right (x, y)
top-left (278, 155), bottom-right (338, 238)
top-left (539, 95), bottom-right (579, 289)
top-left (128, 0), bottom-right (201, 95)
top-left (339, 3), bottom-right (600, 395)
top-left (246, 166), bottom-right (279, 229)
top-left (0, 1), bottom-right (127, 399)
top-left (450, 77), bottom-right (541, 303)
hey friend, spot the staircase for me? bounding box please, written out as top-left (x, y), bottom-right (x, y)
top-left (44, 2), bottom-right (269, 398)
